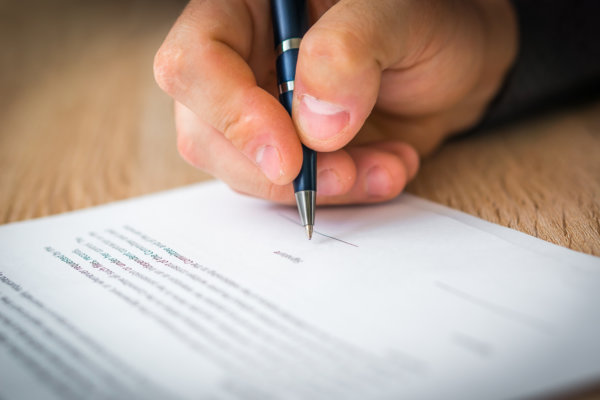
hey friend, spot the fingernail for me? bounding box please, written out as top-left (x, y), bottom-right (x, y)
top-left (255, 145), bottom-right (283, 181)
top-left (297, 94), bottom-right (349, 140)
top-left (317, 168), bottom-right (343, 196)
top-left (366, 166), bottom-right (391, 197)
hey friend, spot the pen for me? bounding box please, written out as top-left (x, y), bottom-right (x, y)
top-left (271, 0), bottom-right (316, 240)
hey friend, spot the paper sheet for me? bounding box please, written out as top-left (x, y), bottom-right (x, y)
top-left (0, 181), bottom-right (599, 400)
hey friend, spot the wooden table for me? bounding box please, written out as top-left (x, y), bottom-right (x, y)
top-left (1, 1), bottom-right (599, 398)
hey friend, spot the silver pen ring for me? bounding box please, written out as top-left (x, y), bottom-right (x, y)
top-left (276, 38), bottom-right (302, 56)
top-left (278, 80), bottom-right (295, 95)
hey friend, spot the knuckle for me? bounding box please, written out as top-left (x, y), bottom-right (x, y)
top-left (219, 88), bottom-right (269, 151)
top-left (220, 110), bottom-right (244, 143)
top-left (302, 27), bottom-right (365, 70)
top-left (153, 42), bottom-right (187, 96)
top-left (220, 107), bottom-right (254, 151)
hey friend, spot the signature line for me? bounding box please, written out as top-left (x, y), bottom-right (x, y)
top-left (278, 213), bottom-right (358, 247)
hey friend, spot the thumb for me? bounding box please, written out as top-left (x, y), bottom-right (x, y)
top-left (292, 0), bottom-right (427, 151)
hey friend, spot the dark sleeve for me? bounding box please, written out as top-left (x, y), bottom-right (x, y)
top-left (477, 0), bottom-right (600, 129)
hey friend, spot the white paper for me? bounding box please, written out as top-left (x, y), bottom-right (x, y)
top-left (0, 181), bottom-right (599, 400)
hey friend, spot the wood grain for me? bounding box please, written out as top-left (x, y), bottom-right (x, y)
top-left (0, 0), bottom-right (207, 222)
top-left (408, 102), bottom-right (600, 256)
top-left (0, 1), bottom-right (599, 397)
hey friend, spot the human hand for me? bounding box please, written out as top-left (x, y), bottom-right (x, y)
top-left (154, 0), bottom-right (517, 204)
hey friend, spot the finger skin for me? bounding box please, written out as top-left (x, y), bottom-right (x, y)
top-left (367, 141), bottom-right (420, 180)
top-left (315, 150), bottom-right (357, 197)
top-left (317, 145), bottom-right (412, 205)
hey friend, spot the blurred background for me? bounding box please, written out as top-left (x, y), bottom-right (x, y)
top-left (0, 0), bottom-right (599, 259)
top-left (0, 0), bottom-right (205, 220)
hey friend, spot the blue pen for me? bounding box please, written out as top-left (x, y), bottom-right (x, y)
top-left (271, 0), bottom-right (317, 239)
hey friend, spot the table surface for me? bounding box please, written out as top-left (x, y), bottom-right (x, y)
top-left (1, 1), bottom-right (599, 398)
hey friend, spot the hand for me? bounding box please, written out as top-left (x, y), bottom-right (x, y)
top-left (154, 0), bottom-right (517, 204)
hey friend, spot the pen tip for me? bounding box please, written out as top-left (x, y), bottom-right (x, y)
top-left (306, 225), bottom-right (313, 240)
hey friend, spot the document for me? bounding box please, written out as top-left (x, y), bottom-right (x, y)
top-left (0, 181), bottom-right (599, 400)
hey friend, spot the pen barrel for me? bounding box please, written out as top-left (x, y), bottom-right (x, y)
top-left (271, 0), bottom-right (308, 45)
top-left (272, 0), bottom-right (307, 114)
top-left (276, 62), bottom-right (297, 114)
top-left (271, 0), bottom-right (315, 193)
top-left (294, 144), bottom-right (316, 192)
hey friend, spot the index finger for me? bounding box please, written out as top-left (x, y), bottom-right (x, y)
top-left (154, 0), bottom-right (303, 184)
